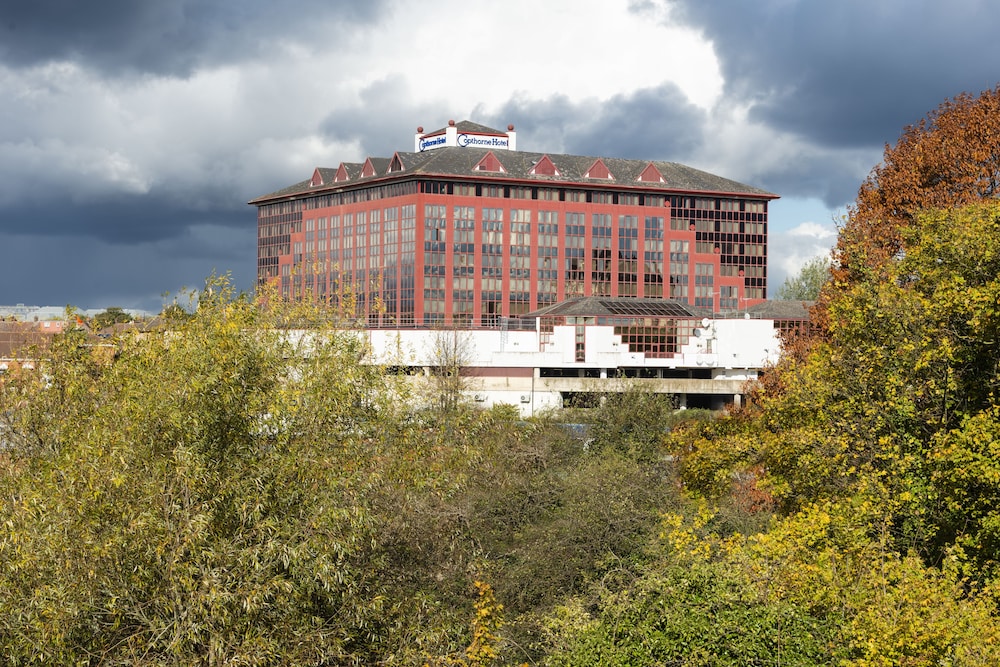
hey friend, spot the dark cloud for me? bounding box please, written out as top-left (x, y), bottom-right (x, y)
top-left (0, 190), bottom-right (249, 244)
top-left (665, 0), bottom-right (1000, 148)
top-left (14, 0), bottom-right (989, 310)
top-left (318, 76), bottom-right (453, 159)
top-left (752, 148), bottom-right (875, 211)
top-left (319, 81), bottom-right (706, 165)
top-left (0, 223), bottom-right (255, 311)
top-left (489, 85), bottom-right (706, 160)
top-left (0, 0), bottom-right (386, 76)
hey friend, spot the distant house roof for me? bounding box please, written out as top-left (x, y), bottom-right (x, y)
top-left (0, 321), bottom-right (62, 359)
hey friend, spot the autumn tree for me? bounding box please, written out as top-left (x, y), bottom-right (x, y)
top-left (0, 275), bottom-right (697, 665)
top-left (834, 85), bottom-right (1000, 291)
top-left (674, 202), bottom-right (1000, 580)
top-left (542, 90), bottom-right (1000, 664)
top-left (545, 501), bottom-right (1000, 666)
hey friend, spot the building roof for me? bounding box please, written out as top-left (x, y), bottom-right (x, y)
top-left (0, 321), bottom-right (61, 359)
top-left (521, 297), bottom-right (815, 322)
top-left (421, 120), bottom-right (505, 136)
top-left (250, 122), bottom-right (778, 204)
top-left (745, 300), bottom-right (814, 320)
top-left (524, 297), bottom-right (707, 319)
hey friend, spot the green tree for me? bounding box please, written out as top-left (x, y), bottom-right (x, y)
top-left (677, 202), bottom-right (1000, 580)
top-left (160, 301), bottom-right (194, 323)
top-left (0, 277), bottom-right (417, 664)
top-left (91, 306), bottom-right (134, 329)
top-left (775, 255), bottom-right (830, 300)
top-left (545, 502), bottom-right (1000, 666)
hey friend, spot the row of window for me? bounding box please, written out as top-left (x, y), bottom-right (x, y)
top-left (266, 182), bottom-right (768, 215)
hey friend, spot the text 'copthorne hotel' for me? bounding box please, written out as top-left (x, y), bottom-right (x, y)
top-left (250, 120), bottom-right (777, 327)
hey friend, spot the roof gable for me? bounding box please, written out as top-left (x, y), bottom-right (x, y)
top-left (361, 158), bottom-right (378, 178)
top-left (310, 168), bottom-right (324, 187)
top-left (388, 152), bottom-right (405, 173)
top-left (250, 146), bottom-right (780, 206)
top-left (529, 155), bottom-right (560, 176)
top-left (584, 158), bottom-right (613, 180)
top-left (637, 162), bottom-right (665, 184)
top-left (474, 151), bottom-right (505, 173)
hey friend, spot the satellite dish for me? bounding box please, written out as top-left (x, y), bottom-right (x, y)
top-left (693, 328), bottom-right (701, 338)
top-left (701, 317), bottom-right (711, 328)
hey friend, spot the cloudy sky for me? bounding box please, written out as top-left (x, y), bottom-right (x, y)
top-left (1, 0), bottom-right (997, 312)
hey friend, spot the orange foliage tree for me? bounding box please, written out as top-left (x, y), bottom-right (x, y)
top-left (834, 85), bottom-right (1000, 290)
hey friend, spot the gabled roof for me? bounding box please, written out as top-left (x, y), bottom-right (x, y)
top-left (250, 137), bottom-right (778, 204)
top-left (388, 153), bottom-right (406, 173)
top-left (335, 162), bottom-right (362, 182)
top-left (637, 162), bottom-right (665, 184)
top-left (473, 152), bottom-right (505, 173)
top-left (529, 155), bottom-right (560, 176)
top-left (583, 158), bottom-right (613, 180)
top-left (361, 157), bottom-right (391, 178)
top-left (423, 120), bottom-right (506, 136)
top-left (310, 167), bottom-right (339, 187)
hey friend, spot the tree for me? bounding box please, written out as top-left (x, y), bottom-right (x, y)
top-left (544, 502), bottom-right (1000, 666)
top-left (775, 255), bottom-right (830, 301)
top-left (834, 85), bottom-right (1000, 291)
top-left (0, 277), bottom-right (418, 664)
top-left (1, 277), bottom-right (693, 665)
top-left (160, 302), bottom-right (194, 323)
top-left (91, 306), bottom-right (133, 329)
top-left (427, 327), bottom-right (474, 413)
top-left (680, 203), bottom-right (1000, 578)
top-left (585, 383), bottom-right (677, 461)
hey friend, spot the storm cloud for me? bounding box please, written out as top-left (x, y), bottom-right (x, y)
top-left (0, 0), bottom-right (996, 309)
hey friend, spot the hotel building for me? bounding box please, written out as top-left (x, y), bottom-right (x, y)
top-left (250, 120), bottom-right (778, 327)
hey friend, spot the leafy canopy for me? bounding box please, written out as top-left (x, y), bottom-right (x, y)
top-left (835, 85), bottom-right (1000, 290)
top-left (775, 255), bottom-right (830, 301)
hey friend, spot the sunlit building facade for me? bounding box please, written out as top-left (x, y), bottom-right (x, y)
top-left (250, 121), bottom-right (778, 327)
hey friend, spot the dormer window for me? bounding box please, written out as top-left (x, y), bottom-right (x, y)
top-left (529, 155), bottom-right (560, 176)
top-left (474, 152), bottom-right (505, 173)
top-left (584, 159), bottom-right (613, 180)
top-left (638, 163), bottom-right (665, 183)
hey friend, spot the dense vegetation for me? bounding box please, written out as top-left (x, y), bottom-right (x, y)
top-left (0, 282), bottom-right (697, 664)
top-left (5, 88), bottom-right (1000, 664)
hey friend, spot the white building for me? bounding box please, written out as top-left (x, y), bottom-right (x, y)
top-left (360, 298), bottom-right (809, 416)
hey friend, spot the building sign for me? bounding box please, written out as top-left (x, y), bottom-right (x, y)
top-left (418, 135), bottom-right (447, 151)
top-left (457, 133), bottom-right (509, 149)
top-left (418, 132), bottom-right (511, 151)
